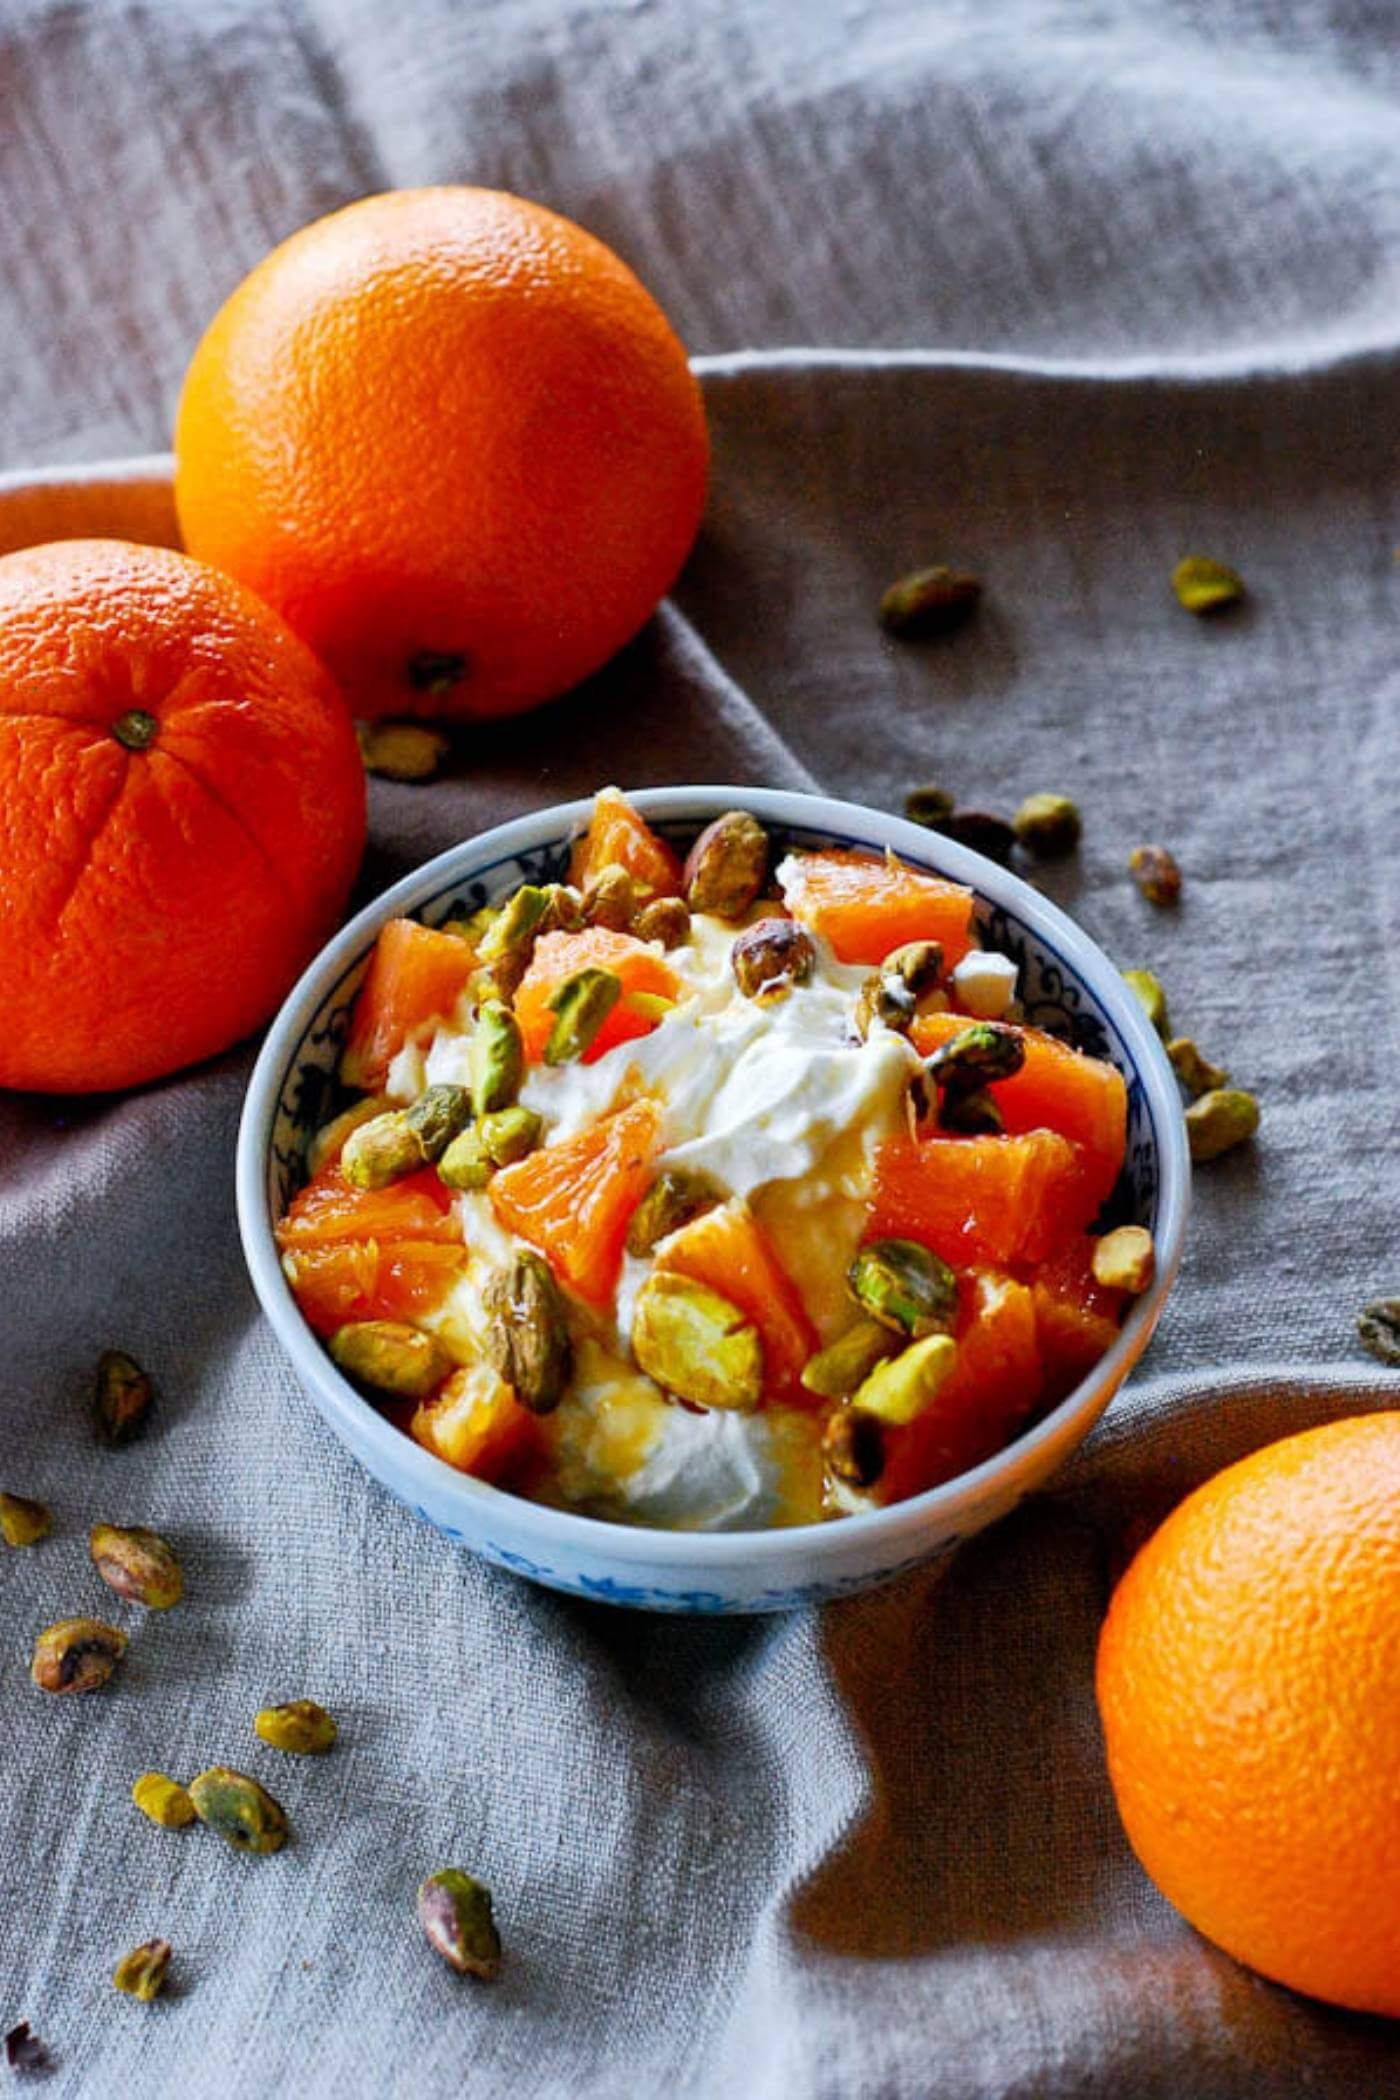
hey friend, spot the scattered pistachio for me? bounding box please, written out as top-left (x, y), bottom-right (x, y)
top-left (1167, 1037), bottom-right (1229, 1097)
top-left (1013, 792), bottom-right (1081, 858)
top-left (438, 1128), bottom-right (491, 1190)
top-left (632, 1272), bottom-right (764, 1411)
top-left (340, 1110), bottom-right (424, 1190)
top-left (1129, 843), bottom-right (1183, 907)
top-left (683, 812), bottom-right (770, 920)
top-left (926, 1022), bottom-right (1026, 1095)
top-left (544, 966), bottom-right (623, 1064)
top-left (95, 1348), bottom-right (155, 1447)
top-left (633, 895), bottom-right (691, 948)
top-left (855, 940), bottom-right (945, 1037)
top-left (478, 885), bottom-right (549, 964)
top-left (1185, 1087), bottom-right (1260, 1162)
top-left (189, 1766), bottom-right (289, 1855)
top-left (1091, 1225), bottom-right (1157, 1294)
top-left (417, 1869), bottom-right (502, 1980)
top-left (132, 1773), bottom-right (196, 1829)
top-left (823, 1408), bottom-right (886, 1489)
top-left (0, 1493), bottom-right (52, 1548)
top-left (852, 1334), bottom-right (959, 1426)
top-left (356, 720), bottom-right (450, 782)
top-left (255, 1699), bottom-right (338, 1755)
top-left (479, 1105), bottom-right (543, 1167)
top-left (537, 882), bottom-right (587, 936)
top-left (90, 1523), bottom-right (183, 1610)
top-left (469, 1003), bottom-right (524, 1117)
top-left (307, 1094), bottom-right (392, 1177)
top-left (879, 565), bottom-right (982, 638)
top-left (800, 1320), bottom-right (900, 1401)
top-left (625, 1168), bottom-right (724, 1256)
top-left (31, 1617), bottom-right (127, 1695)
top-left (481, 1253), bottom-right (571, 1415)
top-left (730, 917), bottom-right (816, 1002)
top-left (1122, 968), bottom-right (1170, 1038)
top-left (1357, 1299), bottom-right (1400, 1369)
top-left (937, 1085), bottom-right (1004, 1134)
top-left (112, 1939), bottom-right (172, 2003)
top-left (5, 2022), bottom-right (47, 2072)
top-left (1172, 554), bottom-right (1245, 615)
top-left (849, 1239), bottom-right (958, 1338)
top-left (904, 784), bottom-right (957, 829)
top-left (580, 862), bottom-right (638, 932)
top-left (329, 1320), bottom-right (452, 1399)
top-left (928, 808), bottom-right (1016, 867)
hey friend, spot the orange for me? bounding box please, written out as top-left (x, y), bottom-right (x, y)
top-left (868, 1128), bottom-right (1095, 1268)
top-left (1097, 1413), bottom-right (1400, 2016)
top-left (653, 1198), bottom-right (818, 1402)
top-left (912, 1011), bottom-right (1127, 1209)
top-left (0, 538), bottom-right (364, 1094)
top-left (489, 1099), bottom-right (661, 1307)
top-left (174, 188), bottom-right (709, 721)
top-left (1031, 1233), bottom-right (1127, 1398)
top-left (778, 849), bottom-right (975, 968)
top-left (880, 1268), bottom-right (1042, 1501)
top-left (277, 1161), bottom-right (464, 1337)
top-left (514, 927), bottom-right (679, 1064)
top-left (570, 787), bottom-right (682, 899)
top-left (341, 917), bottom-right (476, 1090)
top-left (411, 1364), bottom-right (542, 1483)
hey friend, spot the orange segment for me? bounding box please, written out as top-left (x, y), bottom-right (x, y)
top-left (779, 848), bottom-right (974, 968)
top-left (868, 1128), bottom-right (1096, 1268)
top-left (569, 786), bottom-right (683, 898)
top-left (514, 927), bottom-right (679, 1064)
top-left (489, 1099), bottom-right (662, 1307)
top-left (1032, 1233), bottom-right (1127, 1400)
top-left (881, 1268), bottom-right (1043, 1501)
top-left (341, 917), bottom-right (475, 1089)
top-left (913, 1010), bottom-right (1127, 1209)
top-left (277, 1162), bottom-right (465, 1337)
top-left (278, 1162), bottom-right (461, 1247)
top-left (653, 1199), bottom-right (818, 1402)
top-left (410, 1362), bottom-right (542, 1482)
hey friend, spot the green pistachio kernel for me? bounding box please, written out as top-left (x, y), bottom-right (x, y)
top-left (188, 1766), bottom-right (289, 1855)
top-left (31, 1616), bottom-right (127, 1695)
top-left (799, 1320), bottom-right (900, 1401)
top-left (625, 1168), bottom-right (724, 1258)
top-left (879, 565), bottom-right (982, 638)
top-left (437, 1128), bottom-right (493, 1191)
top-left (1185, 1087), bottom-right (1260, 1162)
top-left (417, 1869), bottom-right (502, 1980)
top-left (329, 1320), bottom-right (452, 1399)
top-left (478, 1105), bottom-right (543, 1167)
top-left (469, 1003), bottom-right (525, 1117)
top-left (0, 1493), bottom-right (52, 1548)
top-left (851, 1334), bottom-right (959, 1426)
top-left (307, 1095), bottom-right (393, 1178)
top-left (478, 885), bottom-right (550, 963)
top-left (254, 1699), bottom-right (338, 1755)
top-left (631, 1273), bottom-right (764, 1412)
top-left (1091, 1225), bottom-right (1157, 1294)
top-left (1013, 792), bottom-right (1082, 858)
top-left (926, 1022), bottom-right (1025, 1094)
top-left (544, 967), bottom-right (623, 1065)
top-left (1122, 969), bottom-right (1170, 1039)
top-left (94, 1348), bottom-right (155, 1447)
top-left (132, 1773), bottom-right (196, 1830)
top-left (481, 1251), bottom-right (571, 1415)
top-left (848, 1239), bottom-right (958, 1339)
top-left (404, 1085), bottom-right (473, 1163)
top-left (340, 1110), bottom-right (424, 1190)
top-left (112, 1939), bottom-right (172, 2002)
top-left (1167, 1037), bottom-right (1229, 1097)
top-left (1172, 554), bottom-right (1245, 615)
top-left (89, 1523), bottom-right (183, 1610)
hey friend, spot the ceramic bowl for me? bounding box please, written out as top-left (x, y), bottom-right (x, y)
top-left (237, 786), bottom-right (1189, 1612)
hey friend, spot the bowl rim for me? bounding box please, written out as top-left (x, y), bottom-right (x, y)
top-left (236, 784), bottom-right (1190, 1568)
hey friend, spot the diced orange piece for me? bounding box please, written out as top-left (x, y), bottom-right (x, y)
top-left (411, 1362), bottom-right (542, 1483)
top-left (278, 1163), bottom-right (460, 1248)
top-left (868, 1128), bottom-right (1098, 1268)
top-left (276, 1163), bottom-right (465, 1336)
top-left (779, 848), bottom-right (974, 968)
top-left (514, 927), bottom-right (680, 1064)
top-left (881, 1268), bottom-right (1043, 1502)
top-left (653, 1198), bottom-right (819, 1402)
top-left (913, 1011), bottom-right (1127, 1209)
top-left (341, 917), bottom-right (475, 1089)
top-left (1032, 1233), bottom-right (1127, 1401)
top-left (490, 1099), bottom-right (662, 1307)
top-left (569, 785), bottom-right (683, 899)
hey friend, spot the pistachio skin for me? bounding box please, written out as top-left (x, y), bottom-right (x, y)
top-left (329, 1321), bottom-right (452, 1400)
top-left (188, 1767), bottom-right (289, 1855)
top-left (926, 1022), bottom-right (1026, 1093)
top-left (468, 1003), bottom-right (524, 1117)
top-left (633, 896), bottom-right (691, 949)
top-left (1185, 1087), bottom-right (1260, 1162)
top-left (417, 1869), bottom-right (502, 1980)
top-left (0, 1493), bottom-right (52, 1548)
top-left (31, 1617), bottom-right (127, 1694)
top-left (1091, 1226), bottom-right (1157, 1294)
top-left (544, 967), bottom-right (623, 1064)
top-left (537, 883), bottom-right (587, 936)
top-left (730, 918), bottom-right (816, 1002)
top-left (112, 1939), bottom-right (172, 2002)
top-left (481, 1253), bottom-right (571, 1415)
top-left (580, 863), bottom-right (638, 931)
top-left (632, 1273), bottom-right (764, 1411)
top-left (254, 1699), bottom-right (338, 1755)
top-left (625, 1168), bottom-right (724, 1257)
top-left (404, 1085), bottom-right (473, 1163)
top-left (95, 1349), bottom-right (155, 1447)
top-left (879, 566), bottom-right (981, 638)
top-left (90, 1523), bottom-right (183, 1610)
top-left (683, 812), bottom-right (770, 920)
top-left (132, 1773), bottom-right (196, 1829)
top-left (1122, 969), bottom-right (1169, 1038)
top-left (1014, 793), bottom-right (1082, 858)
top-left (848, 1240), bottom-right (958, 1339)
top-left (851, 1335), bottom-right (959, 1426)
top-left (823, 1408), bottom-right (886, 1489)
top-left (801, 1320), bottom-right (899, 1401)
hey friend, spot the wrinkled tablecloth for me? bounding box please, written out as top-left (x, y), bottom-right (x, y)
top-left (2, 3), bottom-right (1398, 2094)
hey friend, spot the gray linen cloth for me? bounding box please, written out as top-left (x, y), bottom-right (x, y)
top-left (2, 2), bottom-right (1399, 2093)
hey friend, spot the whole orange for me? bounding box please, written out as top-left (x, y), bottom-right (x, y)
top-left (173, 187), bottom-right (709, 721)
top-left (1097, 1412), bottom-right (1400, 2015)
top-left (0, 539), bottom-right (365, 1093)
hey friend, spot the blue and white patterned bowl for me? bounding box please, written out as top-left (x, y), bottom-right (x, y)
top-left (236, 787), bottom-right (1189, 1612)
